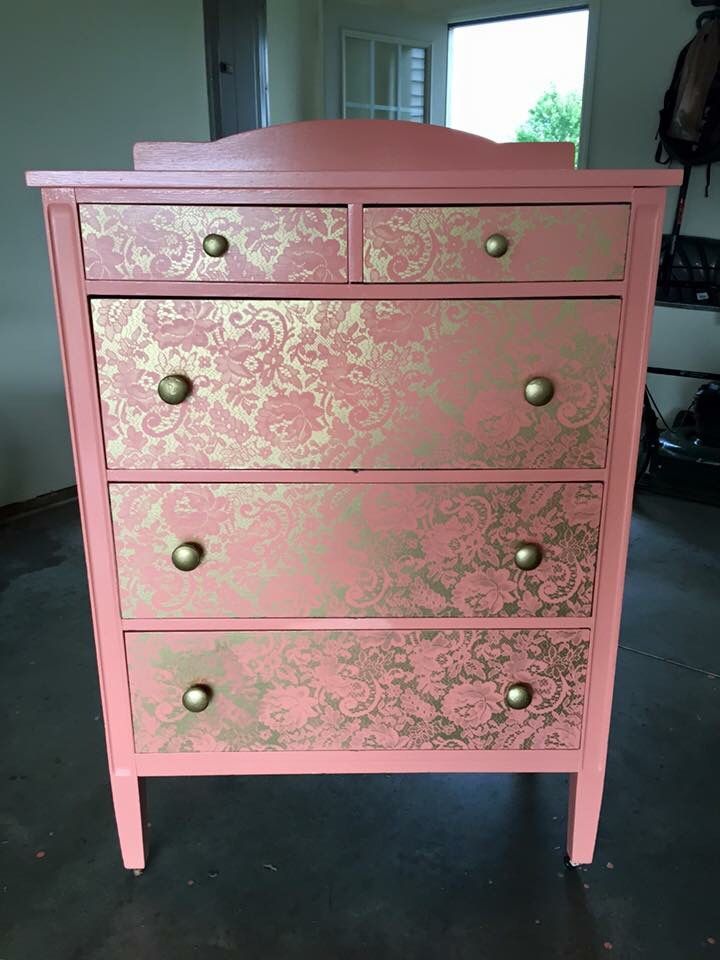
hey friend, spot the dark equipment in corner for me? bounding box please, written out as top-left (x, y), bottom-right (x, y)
top-left (642, 1), bottom-right (720, 504)
top-left (656, 233), bottom-right (720, 308)
top-left (655, 1), bottom-right (720, 294)
top-left (638, 376), bottom-right (720, 506)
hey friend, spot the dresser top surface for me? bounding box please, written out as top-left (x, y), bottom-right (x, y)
top-left (26, 119), bottom-right (682, 189)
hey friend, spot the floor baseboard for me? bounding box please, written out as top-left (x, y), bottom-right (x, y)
top-left (0, 485), bottom-right (78, 524)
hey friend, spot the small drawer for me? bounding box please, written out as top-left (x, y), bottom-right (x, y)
top-left (92, 297), bottom-right (619, 470)
top-left (363, 204), bottom-right (629, 282)
top-left (126, 627), bottom-right (590, 752)
top-left (110, 482), bottom-right (602, 619)
top-left (79, 204), bottom-right (348, 282)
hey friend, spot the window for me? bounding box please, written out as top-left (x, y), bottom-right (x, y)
top-left (342, 30), bottom-right (430, 122)
top-left (447, 8), bottom-right (589, 164)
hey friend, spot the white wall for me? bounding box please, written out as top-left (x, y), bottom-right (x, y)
top-left (0, 0), bottom-right (209, 506)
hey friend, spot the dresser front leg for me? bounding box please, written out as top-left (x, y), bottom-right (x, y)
top-left (110, 772), bottom-right (147, 870)
top-left (566, 768), bottom-right (604, 866)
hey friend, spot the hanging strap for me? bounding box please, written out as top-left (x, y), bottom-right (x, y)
top-left (655, 140), bottom-right (672, 165)
top-left (659, 164), bottom-right (693, 293)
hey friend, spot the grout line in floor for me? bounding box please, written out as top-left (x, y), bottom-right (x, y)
top-left (619, 643), bottom-right (720, 679)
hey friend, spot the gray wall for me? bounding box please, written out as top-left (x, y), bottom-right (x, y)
top-left (267, 0), bottom-right (325, 123)
top-left (0, 0), bottom-right (209, 506)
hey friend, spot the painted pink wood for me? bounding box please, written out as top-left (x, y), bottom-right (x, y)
top-left (133, 120), bottom-right (575, 172)
top-left (126, 628), bottom-right (589, 753)
top-left (85, 279), bottom-right (627, 299)
top-left (135, 748), bottom-right (581, 777)
top-left (364, 205), bottom-right (629, 282)
top-left (110, 482), bottom-right (603, 620)
top-left (348, 203), bottom-right (363, 282)
top-left (79, 205), bottom-right (348, 282)
top-left (26, 169), bottom-right (682, 190)
top-left (42, 191), bottom-right (145, 870)
top-left (92, 297), bottom-right (619, 470)
top-left (121, 616), bottom-right (593, 631)
top-left (75, 186), bottom-right (639, 204)
top-left (566, 191), bottom-right (667, 865)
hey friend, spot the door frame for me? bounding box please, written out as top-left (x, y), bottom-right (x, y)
top-left (204, 0), bottom-right (270, 138)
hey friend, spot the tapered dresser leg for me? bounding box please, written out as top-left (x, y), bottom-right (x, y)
top-left (110, 772), bottom-right (147, 870)
top-left (566, 768), bottom-right (605, 866)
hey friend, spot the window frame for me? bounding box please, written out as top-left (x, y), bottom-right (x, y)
top-left (341, 28), bottom-right (433, 123)
top-left (446, 0), bottom-right (598, 168)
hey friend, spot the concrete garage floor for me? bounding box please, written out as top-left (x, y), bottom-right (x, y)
top-left (1, 494), bottom-right (719, 959)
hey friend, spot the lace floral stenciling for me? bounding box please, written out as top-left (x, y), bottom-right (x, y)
top-left (126, 628), bottom-right (590, 752)
top-left (110, 482), bottom-right (603, 619)
top-left (363, 205), bottom-right (629, 282)
top-left (80, 205), bottom-right (347, 281)
top-left (92, 298), bottom-right (619, 469)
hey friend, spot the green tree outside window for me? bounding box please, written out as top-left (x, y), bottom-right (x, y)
top-left (516, 86), bottom-right (582, 165)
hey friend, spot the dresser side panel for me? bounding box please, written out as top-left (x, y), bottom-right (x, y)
top-left (574, 190), bottom-right (667, 846)
top-left (41, 191), bottom-right (143, 866)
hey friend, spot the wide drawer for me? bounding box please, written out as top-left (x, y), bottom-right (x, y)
top-left (92, 298), bottom-right (620, 470)
top-left (110, 482), bottom-right (602, 619)
top-left (79, 204), bottom-right (348, 282)
top-left (126, 628), bottom-right (589, 752)
top-left (363, 205), bottom-right (629, 282)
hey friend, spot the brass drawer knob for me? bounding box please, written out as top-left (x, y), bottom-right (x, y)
top-left (171, 542), bottom-right (203, 572)
top-left (484, 233), bottom-right (509, 258)
top-left (182, 684), bottom-right (212, 713)
top-left (514, 542), bottom-right (543, 571)
top-left (524, 376), bottom-right (554, 406)
top-left (505, 682), bottom-right (533, 711)
top-left (202, 233), bottom-right (229, 257)
top-left (157, 374), bottom-right (191, 405)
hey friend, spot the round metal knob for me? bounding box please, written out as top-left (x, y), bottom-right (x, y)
top-left (484, 233), bottom-right (509, 258)
top-left (157, 374), bottom-right (191, 405)
top-left (171, 542), bottom-right (203, 572)
top-left (524, 376), bottom-right (554, 407)
top-left (514, 542), bottom-right (543, 571)
top-left (182, 684), bottom-right (212, 713)
top-left (202, 233), bottom-right (229, 257)
top-left (505, 682), bottom-right (533, 711)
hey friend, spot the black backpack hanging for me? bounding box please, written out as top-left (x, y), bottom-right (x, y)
top-left (656, 7), bottom-right (720, 288)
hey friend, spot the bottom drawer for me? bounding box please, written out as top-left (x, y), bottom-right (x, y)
top-left (126, 628), bottom-right (589, 753)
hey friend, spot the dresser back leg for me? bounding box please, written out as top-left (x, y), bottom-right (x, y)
top-left (566, 768), bottom-right (605, 865)
top-left (111, 773), bottom-right (147, 870)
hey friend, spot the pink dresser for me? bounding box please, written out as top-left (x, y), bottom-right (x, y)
top-left (27, 121), bottom-right (680, 870)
